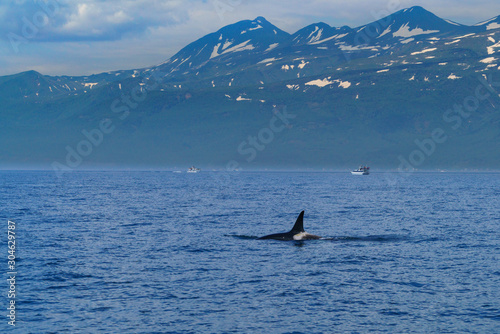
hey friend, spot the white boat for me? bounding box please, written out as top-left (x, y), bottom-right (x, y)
top-left (187, 166), bottom-right (201, 173)
top-left (351, 166), bottom-right (370, 175)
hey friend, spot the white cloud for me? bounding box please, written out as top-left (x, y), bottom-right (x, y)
top-left (107, 10), bottom-right (132, 24)
top-left (62, 3), bottom-right (102, 32)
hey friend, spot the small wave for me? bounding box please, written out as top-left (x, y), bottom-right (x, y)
top-left (226, 234), bottom-right (413, 243)
top-left (67, 272), bottom-right (95, 279)
top-left (122, 222), bottom-right (153, 227)
top-left (69, 198), bottom-right (86, 202)
top-left (380, 309), bottom-right (410, 316)
top-left (323, 235), bottom-right (411, 243)
top-left (90, 306), bottom-right (113, 312)
top-left (224, 234), bottom-right (259, 240)
top-left (370, 278), bottom-right (427, 289)
top-left (414, 237), bottom-right (440, 243)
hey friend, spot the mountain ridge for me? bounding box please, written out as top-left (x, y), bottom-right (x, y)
top-left (2, 6), bottom-right (500, 170)
top-left (5, 6), bottom-right (500, 87)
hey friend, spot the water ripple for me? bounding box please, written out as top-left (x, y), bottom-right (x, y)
top-left (0, 171), bottom-right (498, 333)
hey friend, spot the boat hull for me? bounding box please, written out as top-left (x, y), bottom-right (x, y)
top-left (351, 171), bottom-right (369, 175)
top-left (187, 166), bottom-right (201, 173)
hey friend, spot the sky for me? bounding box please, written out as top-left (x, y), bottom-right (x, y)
top-left (1, 0), bottom-right (500, 77)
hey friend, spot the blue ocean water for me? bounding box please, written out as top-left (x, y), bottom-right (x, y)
top-left (0, 171), bottom-right (499, 333)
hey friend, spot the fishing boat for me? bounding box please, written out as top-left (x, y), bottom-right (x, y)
top-left (187, 166), bottom-right (201, 173)
top-left (351, 166), bottom-right (370, 175)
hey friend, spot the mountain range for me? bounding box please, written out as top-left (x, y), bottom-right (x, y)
top-left (2, 6), bottom-right (500, 171)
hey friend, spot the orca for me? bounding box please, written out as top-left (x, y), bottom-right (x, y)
top-left (258, 211), bottom-right (321, 241)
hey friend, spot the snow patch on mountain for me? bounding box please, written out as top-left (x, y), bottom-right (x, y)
top-left (379, 25), bottom-right (393, 38)
top-left (249, 25), bottom-right (263, 31)
top-left (265, 43), bottom-right (279, 52)
top-left (222, 40), bottom-right (254, 55)
top-left (445, 19), bottom-right (461, 26)
top-left (210, 43), bottom-right (222, 59)
top-left (487, 40), bottom-right (500, 54)
top-left (338, 44), bottom-right (377, 51)
top-left (258, 57), bottom-right (280, 64)
top-left (286, 84), bottom-right (300, 90)
top-left (480, 57), bottom-right (497, 63)
top-left (83, 83), bottom-right (98, 89)
top-left (306, 78), bottom-right (334, 87)
top-left (210, 38), bottom-right (255, 59)
top-left (307, 26), bottom-right (323, 43)
top-left (411, 48), bottom-right (437, 55)
top-left (487, 22), bottom-right (500, 30)
top-left (455, 33), bottom-right (476, 39)
top-left (305, 78), bottom-right (351, 88)
top-left (393, 23), bottom-right (439, 38)
top-left (298, 61), bottom-right (309, 69)
top-left (310, 34), bottom-right (345, 45)
top-left (338, 81), bottom-right (351, 88)
top-left (401, 38), bottom-right (415, 44)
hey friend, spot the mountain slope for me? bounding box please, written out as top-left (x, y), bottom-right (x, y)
top-left (1, 6), bottom-right (500, 170)
top-left (291, 23), bottom-right (352, 46)
top-left (357, 6), bottom-right (473, 42)
top-left (152, 17), bottom-right (290, 77)
top-left (475, 15), bottom-right (500, 31)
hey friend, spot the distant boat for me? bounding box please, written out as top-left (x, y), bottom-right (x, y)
top-left (187, 166), bottom-right (201, 173)
top-left (351, 166), bottom-right (370, 175)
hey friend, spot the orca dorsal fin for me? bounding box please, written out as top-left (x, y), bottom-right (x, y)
top-left (289, 211), bottom-right (305, 233)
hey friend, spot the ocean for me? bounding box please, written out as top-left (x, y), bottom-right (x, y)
top-left (1, 171), bottom-right (499, 333)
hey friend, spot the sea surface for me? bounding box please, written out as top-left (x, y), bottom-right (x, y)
top-left (0, 171), bottom-right (499, 333)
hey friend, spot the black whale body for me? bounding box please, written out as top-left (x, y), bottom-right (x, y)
top-left (258, 211), bottom-right (321, 241)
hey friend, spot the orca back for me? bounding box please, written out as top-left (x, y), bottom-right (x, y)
top-left (289, 211), bottom-right (305, 233)
top-left (257, 210), bottom-right (320, 241)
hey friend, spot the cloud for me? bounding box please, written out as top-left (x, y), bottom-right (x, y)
top-left (0, 0), bottom-right (193, 42)
top-left (2, 0), bottom-right (500, 40)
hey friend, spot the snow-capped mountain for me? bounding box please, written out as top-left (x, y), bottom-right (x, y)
top-left (475, 15), bottom-right (500, 31)
top-left (144, 6), bottom-right (500, 89)
top-left (152, 16), bottom-right (290, 76)
top-left (2, 6), bottom-right (500, 169)
top-left (291, 23), bottom-right (352, 46)
top-left (353, 6), bottom-right (472, 43)
top-left (6, 6), bottom-right (500, 94)
top-left (0, 70), bottom-right (131, 100)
